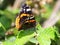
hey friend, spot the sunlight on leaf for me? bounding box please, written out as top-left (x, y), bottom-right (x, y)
top-left (36, 24), bottom-right (56, 45)
top-left (3, 36), bottom-right (16, 45)
top-left (0, 22), bottom-right (2, 27)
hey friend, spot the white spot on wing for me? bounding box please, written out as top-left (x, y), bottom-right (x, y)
top-left (30, 16), bottom-right (34, 19)
top-left (27, 9), bottom-right (31, 11)
top-left (23, 9), bottom-right (25, 11)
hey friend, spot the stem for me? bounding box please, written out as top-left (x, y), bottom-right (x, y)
top-left (0, 22), bottom-right (6, 31)
top-left (42, 0), bottom-right (60, 28)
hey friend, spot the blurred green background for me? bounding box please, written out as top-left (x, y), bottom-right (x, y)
top-left (0, 0), bottom-right (60, 45)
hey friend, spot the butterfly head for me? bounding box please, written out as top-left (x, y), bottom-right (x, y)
top-left (20, 4), bottom-right (32, 14)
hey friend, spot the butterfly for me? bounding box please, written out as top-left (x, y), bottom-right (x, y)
top-left (15, 4), bottom-right (36, 30)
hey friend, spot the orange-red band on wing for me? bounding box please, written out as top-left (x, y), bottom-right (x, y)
top-left (25, 20), bottom-right (36, 23)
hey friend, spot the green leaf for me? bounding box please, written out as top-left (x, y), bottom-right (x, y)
top-left (36, 24), bottom-right (56, 45)
top-left (0, 15), bottom-right (11, 36)
top-left (36, 23), bottom-right (44, 34)
top-left (29, 38), bottom-right (38, 43)
top-left (0, 15), bottom-right (11, 29)
top-left (0, 22), bottom-right (6, 31)
top-left (0, 22), bottom-right (6, 36)
top-left (3, 36), bottom-right (16, 45)
top-left (0, 22), bottom-right (2, 27)
top-left (3, 28), bottom-right (36, 45)
top-left (15, 28), bottom-right (36, 45)
top-left (45, 27), bottom-right (55, 40)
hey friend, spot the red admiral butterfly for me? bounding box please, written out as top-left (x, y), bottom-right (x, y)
top-left (15, 4), bottom-right (36, 30)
